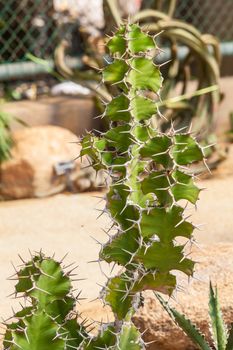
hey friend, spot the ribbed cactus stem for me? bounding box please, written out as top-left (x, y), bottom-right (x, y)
top-left (81, 23), bottom-right (205, 331)
top-left (3, 252), bottom-right (88, 350)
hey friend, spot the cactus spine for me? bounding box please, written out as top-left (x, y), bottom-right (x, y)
top-left (81, 22), bottom-right (204, 336)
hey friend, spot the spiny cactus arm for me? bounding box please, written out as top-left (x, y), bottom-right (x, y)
top-left (62, 319), bottom-right (88, 349)
top-left (103, 271), bottom-right (177, 320)
top-left (15, 254), bottom-right (72, 311)
top-left (4, 311), bottom-right (65, 350)
top-left (209, 282), bottom-right (227, 350)
top-left (226, 324), bottom-right (233, 350)
top-left (155, 293), bottom-right (211, 350)
top-left (4, 253), bottom-right (87, 350)
top-left (116, 322), bottom-right (145, 350)
top-left (81, 22), bottom-right (205, 335)
top-left (84, 325), bottom-right (116, 349)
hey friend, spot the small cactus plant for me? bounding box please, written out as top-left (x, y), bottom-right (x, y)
top-left (3, 22), bottom-right (206, 349)
top-left (3, 252), bottom-right (88, 350)
top-left (156, 283), bottom-right (233, 350)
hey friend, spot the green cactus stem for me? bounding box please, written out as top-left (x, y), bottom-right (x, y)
top-left (80, 23), bottom-right (205, 327)
top-left (3, 252), bottom-right (87, 350)
top-left (3, 22), bottom-right (206, 350)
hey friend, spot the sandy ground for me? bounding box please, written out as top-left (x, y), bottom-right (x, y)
top-left (0, 173), bottom-right (232, 323)
top-left (0, 172), bottom-right (233, 317)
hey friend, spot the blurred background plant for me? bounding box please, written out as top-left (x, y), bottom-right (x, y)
top-left (0, 111), bottom-right (26, 163)
top-left (0, 111), bottom-right (13, 162)
top-left (0, 0), bottom-right (233, 174)
top-left (55, 0), bottom-right (221, 142)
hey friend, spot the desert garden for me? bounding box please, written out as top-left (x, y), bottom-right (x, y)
top-left (0, 1), bottom-right (233, 349)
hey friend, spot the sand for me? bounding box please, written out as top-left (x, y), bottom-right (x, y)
top-left (0, 174), bottom-right (232, 322)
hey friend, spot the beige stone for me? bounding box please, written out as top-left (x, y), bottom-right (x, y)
top-left (0, 126), bottom-right (81, 199)
top-left (4, 96), bottom-right (98, 136)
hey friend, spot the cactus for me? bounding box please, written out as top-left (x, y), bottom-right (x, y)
top-left (80, 22), bottom-right (205, 343)
top-left (3, 23), bottom-right (205, 349)
top-left (3, 252), bottom-right (88, 350)
top-left (156, 283), bottom-right (233, 350)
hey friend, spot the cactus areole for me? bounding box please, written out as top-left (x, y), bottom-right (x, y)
top-left (81, 22), bottom-right (204, 338)
top-left (3, 23), bottom-right (205, 350)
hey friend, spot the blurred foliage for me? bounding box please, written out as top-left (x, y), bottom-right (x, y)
top-left (226, 112), bottom-right (233, 142)
top-left (0, 110), bottom-right (26, 163)
top-left (55, 0), bottom-right (221, 141)
top-left (0, 111), bottom-right (13, 162)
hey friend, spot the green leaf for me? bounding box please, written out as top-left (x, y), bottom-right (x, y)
top-left (172, 170), bottom-right (200, 204)
top-left (105, 275), bottom-right (132, 320)
top-left (135, 243), bottom-right (194, 275)
top-left (127, 57), bottom-right (162, 93)
top-left (140, 135), bottom-right (172, 167)
top-left (117, 322), bottom-right (143, 350)
top-left (172, 134), bottom-right (204, 165)
top-left (128, 23), bottom-right (155, 54)
top-left (105, 94), bottom-right (130, 122)
top-left (209, 282), bottom-right (227, 350)
top-left (103, 59), bottom-right (128, 84)
top-left (131, 95), bottom-right (157, 121)
top-left (107, 26), bottom-right (126, 55)
top-left (140, 205), bottom-right (194, 241)
top-left (156, 293), bottom-right (211, 350)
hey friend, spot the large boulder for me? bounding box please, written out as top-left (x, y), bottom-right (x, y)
top-left (0, 126), bottom-right (104, 199)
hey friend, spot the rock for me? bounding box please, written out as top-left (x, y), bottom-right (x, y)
top-left (0, 126), bottom-right (105, 199)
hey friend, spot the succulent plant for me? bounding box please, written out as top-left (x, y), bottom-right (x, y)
top-left (80, 22), bottom-right (205, 345)
top-left (55, 0), bottom-right (220, 141)
top-left (3, 22), bottom-right (206, 349)
top-left (156, 283), bottom-right (233, 350)
top-left (3, 252), bottom-right (88, 350)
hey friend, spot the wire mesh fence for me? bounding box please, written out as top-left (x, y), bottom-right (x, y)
top-left (175, 0), bottom-right (233, 42)
top-left (0, 0), bottom-right (233, 65)
top-left (0, 0), bottom-right (61, 63)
